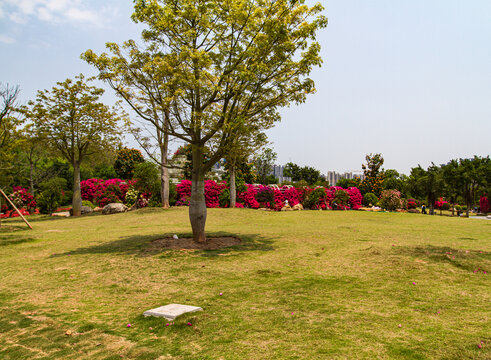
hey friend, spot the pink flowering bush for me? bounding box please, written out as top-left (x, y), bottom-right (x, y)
top-left (174, 180), bottom-right (364, 211)
top-left (8, 187), bottom-right (36, 213)
top-left (238, 185), bottom-right (260, 209)
top-left (80, 178), bottom-right (135, 207)
top-left (434, 200), bottom-right (450, 210)
top-left (480, 196), bottom-right (489, 213)
top-left (380, 190), bottom-right (403, 211)
top-left (176, 180), bottom-right (227, 208)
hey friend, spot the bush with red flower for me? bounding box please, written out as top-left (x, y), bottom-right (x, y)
top-left (8, 187), bottom-right (36, 214)
top-left (80, 178), bottom-right (135, 207)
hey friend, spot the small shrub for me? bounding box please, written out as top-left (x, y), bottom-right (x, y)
top-left (363, 193), bottom-right (378, 207)
top-left (302, 187), bottom-right (326, 209)
top-left (331, 189), bottom-right (350, 210)
top-left (407, 198), bottom-right (418, 209)
top-left (8, 187), bottom-right (36, 213)
top-left (379, 189), bottom-right (402, 211)
top-left (256, 187), bottom-right (275, 208)
top-left (37, 178), bottom-right (67, 214)
top-left (82, 200), bottom-right (95, 209)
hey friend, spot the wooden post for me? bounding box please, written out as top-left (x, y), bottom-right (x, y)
top-left (0, 188), bottom-right (33, 230)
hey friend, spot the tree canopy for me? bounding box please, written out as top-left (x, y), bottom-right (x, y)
top-left (83, 0), bottom-right (327, 242)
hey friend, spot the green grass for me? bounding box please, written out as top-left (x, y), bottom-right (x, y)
top-left (0, 208), bottom-right (489, 359)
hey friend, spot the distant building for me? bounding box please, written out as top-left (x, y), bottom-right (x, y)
top-left (326, 171), bottom-right (364, 186)
top-left (269, 164), bottom-right (291, 184)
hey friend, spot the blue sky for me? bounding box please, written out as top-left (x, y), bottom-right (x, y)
top-left (1, 0), bottom-right (490, 175)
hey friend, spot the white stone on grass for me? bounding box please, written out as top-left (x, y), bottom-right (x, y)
top-left (143, 304), bottom-right (203, 320)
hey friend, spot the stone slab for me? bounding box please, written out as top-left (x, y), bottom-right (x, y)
top-left (143, 304), bottom-right (203, 320)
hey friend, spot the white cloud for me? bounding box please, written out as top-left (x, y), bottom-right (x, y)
top-left (0, 34), bottom-right (16, 44)
top-left (9, 12), bottom-right (28, 24)
top-left (2, 0), bottom-right (114, 27)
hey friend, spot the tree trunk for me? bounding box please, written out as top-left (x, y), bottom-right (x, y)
top-left (160, 144), bottom-right (170, 208)
top-left (189, 147), bottom-right (207, 243)
top-left (229, 165), bottom-right (236, 208)
top-left (72, 162), bottom-right (82, 216)
top-left (29, 162), bottom-right (35, 195)
top-left (160, 109), bottom-right (170, 208)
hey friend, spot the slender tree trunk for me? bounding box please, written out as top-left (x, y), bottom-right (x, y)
top-left (189, 147), bottom-right (207, 243)
top-left (160, 109), bottom-right (170, 208)
top-left (72, 162), bottom-right (82, 216)
top-left (160, 145), bottom-right (170, 208)
top-left (229, 164), bottom-right (236, 208)
top-left (29, 162), bottom-right (35, 196)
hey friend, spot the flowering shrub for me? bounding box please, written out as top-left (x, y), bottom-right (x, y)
top-left (114, 148), bottom-right (145, 180)
top-left (238, 185), bottom-right (260, 209)
top-left (434, 200), bottom-right (450, 210)
top-left (407, 198), bottom-right (418, 209)
top-left (80, 178), bottom-right (135, 207)
top-left (8, 187), bottom-right (36, 213)
top-left (346, 187), bottom-right (362, 210)
top-left (174, 180), bottom-right (364, 211)
top-left (176, 179), bottom-right (227, 208)
top-left (480, 196), bottom-right (489, 213)
top-left (379, 190), bottom-right (403, 211)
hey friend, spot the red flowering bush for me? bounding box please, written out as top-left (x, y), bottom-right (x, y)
top-left (480, 196), bottom-right (489, 213)
top-left (176, 179), bottom-right (227, 208)
top-left (238, 185), bottom-right (260, 209)
top-left (80, 178), bottom-right (135, 207)
top-left (346, 187), bottom-right (362, 210)
top-left (407, 198), bottom-right (418, 209)
top-left (434, 200), bottom-right (450, 210)
top-left (8, 187), bottom-right (36, 213)
top-left (174, 180), bottom-right (363, 212)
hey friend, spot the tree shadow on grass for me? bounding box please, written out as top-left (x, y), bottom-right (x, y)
top-left (0, 233), bottom-right (37, 247)
top-left (393, 245), bottom-right (490, 272)
top-left (50, 232), bottom-right (275, 258)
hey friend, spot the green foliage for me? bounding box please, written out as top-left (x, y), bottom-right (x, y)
top-left (94, 164), bottom-right (118, 180)
top-left (133, 161), bottom-right (160, 193)
top-left (254, 148), bottom-right (277, 184)
top-left (284, 162), bottom-right (302, 182)
top-left (265, 175), bottom-right (279, 185)
top-left (124, 187), bottom-right (139, 207)
top-left (37, 177), bottom-right (66, 214)
top-left (336, 178), bottom-right (362, 189)
top-left (363, 193), bottom-right (378, 207)
top-left (303, 187), bottom-right (326, 209)
top-left (82, 200), bottom-right (95, 209)
top-left (360, 153), bottom-right (385, 196)
top-left (114, 148), bottom-right (145, 180)
top-left (332, 189), bottom-right (350, 209)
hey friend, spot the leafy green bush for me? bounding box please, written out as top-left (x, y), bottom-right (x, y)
top-left (125, 187), bottom-right (139, 207)
top-left (114, 148), bottom-right (145, 180)
top-left (133, 161), bottom-right (160, 193)
top-left (37, 177), bottom-right (67, 214)
top-left (454, 205), bottom-right (462, 211)
top-left (303, 187), bottom-right (326, 209)
top-left (363, 193), bottom-right (378, 207)
top-left (82, 200), bottom-right (95, 209)
top-left (331, 189), bottom-right (350, 209)
top-left (441, 202), bottom-right (451, 210)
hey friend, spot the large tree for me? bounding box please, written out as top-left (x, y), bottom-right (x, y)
top-left (84, 0), bottom-right (327, 242)
top-left (223, 129), bottom-right (267, 207)
top-left (23, 75), bottom-right (123, 216)
top-left (0, 83), bottom-right (22, 171)
top-left (254, 148), bottom-right (277, 185)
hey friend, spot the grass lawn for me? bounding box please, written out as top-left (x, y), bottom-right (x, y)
top-left (0, 208), bottom-right (489, 359)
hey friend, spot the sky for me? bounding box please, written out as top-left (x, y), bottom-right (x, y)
top-left (1, 0), bottom-right (490, 175)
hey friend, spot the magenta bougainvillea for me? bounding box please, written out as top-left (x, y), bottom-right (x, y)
top-left (176, 180), bottom-right (228, 208)
top-left (480, 196), bottom-right (489, 213)
top-left (80, 178), bottom-right (136, 207)
top-left (8, 187), bottom-right (37, 213)
top-left (175, 180), bottom-right (363, 211)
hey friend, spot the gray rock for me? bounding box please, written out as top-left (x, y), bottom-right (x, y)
top-left (143, 304), bottom-right (203, 320)
top-left (102, 203), bottom-right (128, 215)
top-left (69, 206), bottom-right (93, 216)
